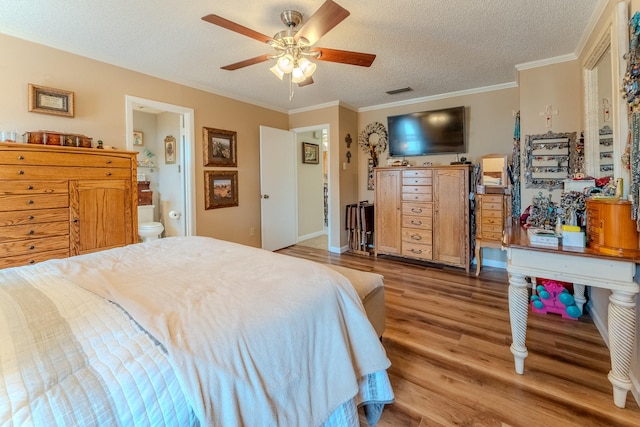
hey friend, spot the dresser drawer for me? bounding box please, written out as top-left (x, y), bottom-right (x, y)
top-left (0, 150), bottom-right (131, 168)
top-left (402, 202), bottom-right (432, 217)
top-left (402, 177), bottom-right (432, 186)
top-left (0, 235), bottom-right (69, 256)
top-left (0, 166), bottom-right (131, 180)
top-left (402, 169), bottom-right (432, 179)
top-left (402, 242), bottom-right (433, 260)
top-left (402, 192), bottom-right (432, 202)
top-left (481, 195), bottom-right (503, 204)
top-left (402, 228), bottom-right (432, 244)
top-left (482, 201), bottom-right (503, 211)
top-left (0, 207), bottom-right (69, 226)
top-left (0, 221), bottom-right (69, 242)
top-left (482, 217), bottom-right (503, 227)
top-left (480, 223), bottom-right (503, 234)
top-left (481, 209), bottom-right (502, 219)
top-left (0, 194), bottom-right (68, 211)
top-left (0, 180), bottom-right (68, 195)
top-left (402, 215), bottom-right (432, 230)
top-left (480, 231), bottom-right (503, 241)
top-left (0, 248), bottom-right (70, 268)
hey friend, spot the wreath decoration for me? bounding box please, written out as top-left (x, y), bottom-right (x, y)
top-left (359, 121), bottom-right (388, 166)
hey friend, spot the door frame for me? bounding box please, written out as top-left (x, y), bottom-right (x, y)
top-left (291, 124), bottom-right (335, 252)
top-left (125, 95), bottom-right (196, 236)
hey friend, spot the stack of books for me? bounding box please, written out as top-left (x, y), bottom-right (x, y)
top-left (527, 228), bottom-right (560, 247)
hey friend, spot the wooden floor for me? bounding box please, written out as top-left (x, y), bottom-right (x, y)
top-left (276, 245), bottom-right (640, 427)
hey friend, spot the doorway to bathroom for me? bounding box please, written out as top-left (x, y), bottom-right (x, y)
top-left (125, 95), bottom-right (196, 237)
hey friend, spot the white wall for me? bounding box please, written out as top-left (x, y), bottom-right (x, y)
top-left (296, 130), bottom-right (326, 239)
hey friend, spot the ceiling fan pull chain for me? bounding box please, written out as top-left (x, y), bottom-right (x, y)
top-left (289, 74), bottom-right (295, 102)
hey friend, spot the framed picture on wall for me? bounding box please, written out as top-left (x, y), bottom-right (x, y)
top-left (164, 135), bottom-right (176, 164)
top-left (203, 127), bottom-right (237, 167)
top-left (302, 142), bottom-right (319, 164)
top-left (204, 170), bottom-right (238, 209)
top-left (28, 84), bottom-right (75, 117)
top-left (133, 131), bottom-right (144, 146)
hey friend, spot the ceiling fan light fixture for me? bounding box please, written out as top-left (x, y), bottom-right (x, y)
top-left (291, 67), bottom-right (307, 83)
top-left (270, 65), bottom-right (285, 80)
top-left (277, 54), bottom-right (295, 73)
top-left (298, 57), bottom-right (317, 77)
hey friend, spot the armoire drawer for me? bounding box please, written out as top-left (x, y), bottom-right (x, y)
top-left (402, 215), bottom-right (432, 230)
top-left (0, 207), bottom-right (69, 226)
top-left (0, 248), bottom-right (70, 269)
top-left (402, 202), bottom-right (432, 217)
top-left (402, 192), bottom-right (432, 202)
top-left (0, 150), bottom-right (131, 168)
top-left (0, 235), bottom-right (69, 256)
top-left (402, 242), bottom-right (433, 260)
top-left (402, 177), bottom-right (432, 186)
top-left (402, 228), bottom-right (432, 244)
top-left (0, 180), bottom-right (68, 195)
top-left (0, 221), bottom-right (69, 242)
top-left (0, 194), bottom-right (69, 211)
top-left (402, 169), bottom-right (432, 179)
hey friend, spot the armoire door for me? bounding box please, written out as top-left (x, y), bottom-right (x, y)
top-left (433, 168), bottom-right (469, 268)
top-left (374, 169), bottom-right (402, 255)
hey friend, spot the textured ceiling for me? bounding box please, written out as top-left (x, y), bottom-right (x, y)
top-left (0, 0), bottom-right (601, 113)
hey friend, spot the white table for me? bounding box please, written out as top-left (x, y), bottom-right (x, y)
top-left (506, 224), bottom-right (639, 408)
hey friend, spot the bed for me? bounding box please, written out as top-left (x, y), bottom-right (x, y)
top-left (0, 236), bottom-right (394, 426)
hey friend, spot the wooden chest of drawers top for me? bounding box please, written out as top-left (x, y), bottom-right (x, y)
top-left (0, 142), bottom-right (135, 167)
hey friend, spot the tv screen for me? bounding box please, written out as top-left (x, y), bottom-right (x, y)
top-left (387, 106), bottom-right (466, 157)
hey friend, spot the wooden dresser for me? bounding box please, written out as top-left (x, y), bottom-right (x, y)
top-left (474, 193), bottom-right (511, 275)
top-left (0, 142), bottom-right (138, 269)
top-left (374, 165), bottom-right (472, 271)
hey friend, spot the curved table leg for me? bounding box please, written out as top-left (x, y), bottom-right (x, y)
top-left (508, 271), bottom-right (529, 374)
top-left (607, 290), bottom-right (637, 408)
top-left (475, 244), bottom-right (482, 276)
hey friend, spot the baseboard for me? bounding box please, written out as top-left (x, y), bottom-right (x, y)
top-left (297, 230), bottom-right (326, 242)
top-left (587, 301), bottom-right (640, 407)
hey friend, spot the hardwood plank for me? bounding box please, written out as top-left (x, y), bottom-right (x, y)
top-left (276, 245), bottom-right (640, 426)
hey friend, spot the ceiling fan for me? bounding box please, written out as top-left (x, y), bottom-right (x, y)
top-left (201, 0), bottom-right (376, 93)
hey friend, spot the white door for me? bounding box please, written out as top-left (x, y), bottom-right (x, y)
top-left (260, 126), bottom-right (297, 251)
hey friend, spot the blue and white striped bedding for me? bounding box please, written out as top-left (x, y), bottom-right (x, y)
top-left (0, 236), bottom-right (394, 426)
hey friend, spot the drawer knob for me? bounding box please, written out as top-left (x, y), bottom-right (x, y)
top-left (412, 234), bottom-right (422, 241)
top-left (27, 185), bottom-right (34, 190)
top-left (29, 245), bottom-right (35, 250)
top-left (72, 218), bottom-right (79, 224)
top-left (18, 170), bottom-right (24, 175)
top-left (106, 160), bottom-right (112, 164)
top-left (28, 230), bottom-right (35, 235)
top-left (27, 215), bottom-right (34, 220)
top-left (18, 155), bottom-right (24, 160)
top-left (106, 172), bottom-right (112, 176)
top-left (27, 200), bottom-right (34, 205)
top-left (29, 260), bottom-right (35, 264)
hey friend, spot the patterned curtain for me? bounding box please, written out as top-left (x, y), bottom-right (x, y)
top-left (511, 111), bottom-right (521, 218)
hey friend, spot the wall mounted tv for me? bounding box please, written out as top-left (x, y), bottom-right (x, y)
top-left (387, 106), bottom-right (466, 157)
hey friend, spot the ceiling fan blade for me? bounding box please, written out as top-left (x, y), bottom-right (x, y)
top-left (294, 0), bottom-right (350, 46)
top-left (298, 76), bottom-right (314, 87)
top-left (312, 47), bottom-right (376, 67)
top-left (221, 54), bottom-right (272, 71)
top-left (202, 14), bottom-right (272, 44)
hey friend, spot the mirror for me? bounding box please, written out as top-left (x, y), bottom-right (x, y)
top-left (585, 43), bottom-right (613, 178)
top-left (481, 154), bottom-right (509, 190)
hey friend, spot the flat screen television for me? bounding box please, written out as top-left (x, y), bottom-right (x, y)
top-left (387, 106), bottom-right (466, 157)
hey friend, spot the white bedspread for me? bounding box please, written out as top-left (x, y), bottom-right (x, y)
top-left (0, 269), bottom-right (195, 426)
top-left (38, 236), bottom-right (393, 426)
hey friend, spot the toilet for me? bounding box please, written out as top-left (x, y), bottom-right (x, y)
top-left (137, 205), bottom-right (164, 242)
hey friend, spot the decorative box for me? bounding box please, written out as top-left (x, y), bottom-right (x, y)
top-left (562, 231), bottom-right (585, 247)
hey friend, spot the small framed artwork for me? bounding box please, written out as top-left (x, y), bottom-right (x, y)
top-left (204, 170), bottom-right (238, 209)
top-left (303, 142), bottom-right (319, 164)
top-left (28, 84), bottom-right (74, 117)
top-left (164, 135), bottom-right (176, 164)
top-left (133, 131), bottom-right (144, 146)
top-left (204, 127), bottom-right (237, 167)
